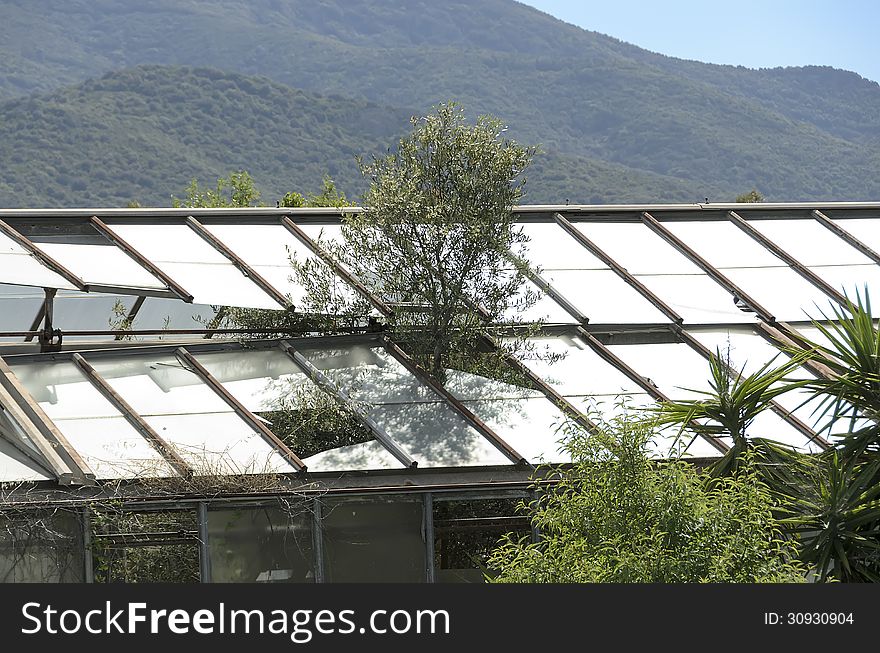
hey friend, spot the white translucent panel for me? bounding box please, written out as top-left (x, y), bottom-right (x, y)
top-left (462, 397), bottom-right (571, 464)
top-left (542, 270), bottom-right (670, 323)
top-left (746, 220), bottom-right (872, 267)
top-left (303, 440), bottom-right (401, 473)
top-left (0, 233), bottom-right (77, 290)
top-left (296, 344), bottom-right (438, 404)
top-left (503, 275), bottom-right (578, 324)
top-left (203, 225), bottom-right (322, 306)
top-left (0, 437), bottom-right (52, 482)
top-left (87, 356), bottom-right (232, 416)
top-left (192, 350), bottom-right (310, 412)
top-left (370, 403), bottom-right (507, 467)
top-left (830, 218), bottom-right (880, 253)
top-left (605, 343), bottom-right (716, 401)
top-left (805, 265), bottom-right (880, 315)
top-left (790, 325), bottom-right (835, 350)
top-left (38, 243), bottom-right (165, 289)
top-left (519, 223), bottom-right (604, 270)
top-left (724, 267), bottom-right (833, 321)
top-left (51, 417), bottom-right (176, 480)
top-left (443, 369), bottom-right (542, 401)
top-left (13, 362), bottom-right (126, 417)
top-left (664, 221), bottom-right (783, 268)
top-left (513, 336), bottom-right (643, 397)
top-left (110, 225), bottom-right (279, 309)
top-left (144, 413), bottom-right (295, 475)
top-left (296, 223), bottom-right (343, 247)
top-left (634, 274), bottom-right (756, 324)
top-left (575, 222), bottom-right (702, 274)
top-left (746, 410), bottom-right (821, 452)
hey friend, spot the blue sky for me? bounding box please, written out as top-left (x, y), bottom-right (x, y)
top-left (520, 1), bottom-right (880, 84)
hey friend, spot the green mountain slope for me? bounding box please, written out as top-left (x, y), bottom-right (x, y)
top-left (0, 66), bottom-right (723, 207)
top-left (0, 0), bottom-right (877, 202)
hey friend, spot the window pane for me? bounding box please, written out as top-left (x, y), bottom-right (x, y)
top-left (208, 504), bottom-right (314, 583)
top-left (0, 510), bottom-right (84, 582)
top-left (110, 225), bottom-right (280, 309)
top-left (39, 242), bottom-right (166, 290)
top-left (0, 232), bottom-right (77, 289)
top-left (322, 499), bottom-right (426, 582)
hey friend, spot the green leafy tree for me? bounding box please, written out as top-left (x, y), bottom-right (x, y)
top-left (736, 189), bottom-right (765, 203)
top-left (173, 170), bottom-right (261, 208)
top-left (487, 411), bottom-right (806, 583)
top-left (298, 102), bottom-right (537, 378)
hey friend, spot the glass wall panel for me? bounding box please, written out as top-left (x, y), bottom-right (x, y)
top-left (110, 225), bottom-right (280, 309)
top-left (321, 498), bottom-right (426, 582)
top-left (208, 503), bottom-right (314, 583)
top-left (0, 509), bottom-right (84, 583)
top-left (433, 497), bottom-right (529, 583)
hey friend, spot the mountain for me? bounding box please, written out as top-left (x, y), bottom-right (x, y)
top-left (0, 0), bottom-right (878, 204)
top-left (0, 66), bottom-right (722, 207)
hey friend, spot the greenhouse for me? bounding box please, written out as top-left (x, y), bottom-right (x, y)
top-left (0, 201), bottom-right (877, 582)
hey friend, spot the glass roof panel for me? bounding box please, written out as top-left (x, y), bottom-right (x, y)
top-left (542, 270), bottom-right (670, 323)
top-left (663, 220), bottom-right (783, 268)
top-left (202, 224), bottom-right (322, 306)
top-left (303, 440), bottom-right (402, 472)
top-left (723, 267), bottom-right (834, 321)
top-left (574, 222), bottom-right (703, 275)
top-left (829, 218), bottom-right (880, 254)
top-left (109, 225), bottom-right (280, 309)
top-left (804, 265), bottom-right (880, 314)
top-left (38, 242), bottom-right (166, 290)
top-left (518, 222), bottom-right (606, 270)
top-left (745, 219), bottom-right (873, 267)
top-left (0, 233), bottom-right (78, 290)
top-left (634, 274), bottom-right (756, 324)
top-left (604, 342), bottom-right (716, 401)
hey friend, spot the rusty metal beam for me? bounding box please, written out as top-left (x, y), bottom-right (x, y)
top-left (71, 353), bottom-right (193, 477)
top-left (640, 211), bottom-right (775, 322)
top-left (554, 212), bottom-right (683, 323)
top-left (278, 340), bottom-right (417, 469)
top-left (185, 216), bottom-right (291, 309)
top-left (279, 216), bottom-right (394, 318)
top-left (174, 347), bottom-right (306, 472)
top-left (728, 210), bottom-right (847, 306)
top-left (380, 335), bottom-right (528, 465)
top-left (0, 356), bottom-right (95, 482)
top-left (91, 217), bottom-right (194, 302)
top-left (573, 326), bottom-right (729, 453)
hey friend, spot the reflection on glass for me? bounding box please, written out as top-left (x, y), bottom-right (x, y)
top-left (322, 499), bottom-right (426, 582)
top-left (0, 510), bottom-right (84, 583)
top-left (208, 504), bottom-right (314, 583)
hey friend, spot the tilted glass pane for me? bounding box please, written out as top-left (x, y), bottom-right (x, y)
top-left (109, 225), bottom-right (280, 309)
top-left (633, 274), bottom-right (756, 324)
top-left (723, 267), bottom-right (834, 322)
top-left (443, 368), bottom-right (543, 401)
top-left (604, 343), bottom-right (716, 401)
top-left (804, 265), bottom-right (880, 314)
top-left (39, 242), bottom-right (166, 290)
top-left (202, 224), bottom-right (322, 306)
top-left (504, 274), bottom-right (580, 324)
top-left (10, 361), bottom-right (177, 479)
top-left (0, 232), bottom-right (77, 290)
top-left (303, 440), bottom-right (402, 472)
top-left (519, 222), bottom-right (605, 270)
top-left (542, 270), bottom-right (670, 323)
top-left (85, 356), bottom-right (297, 475)
top-left (575, 222), bottom-right (703, 275)
top-left (663, 220), bottom-right (782, 268)
top-left (745, 219), bottom-right (873, 267)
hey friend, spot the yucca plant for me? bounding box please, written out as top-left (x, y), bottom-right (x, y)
top-left (653, 348), bottom-right (810, 477)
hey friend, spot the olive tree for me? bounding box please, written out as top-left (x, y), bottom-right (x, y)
top-left (300, 102), bottom-right (537, 378)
